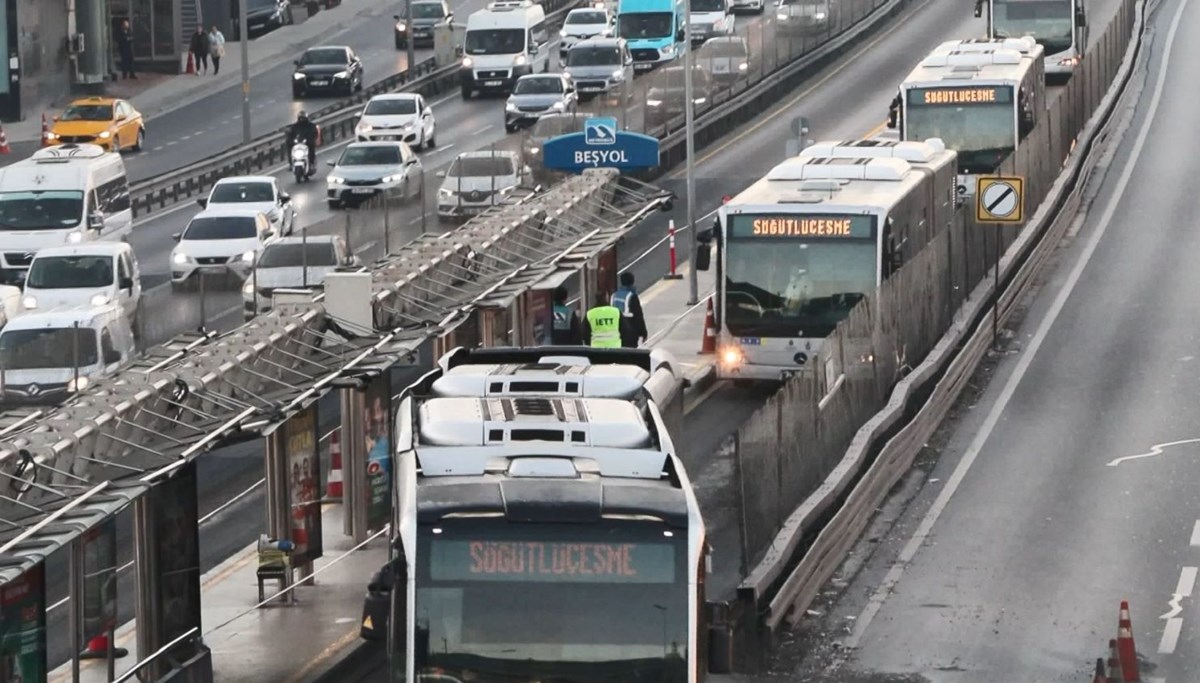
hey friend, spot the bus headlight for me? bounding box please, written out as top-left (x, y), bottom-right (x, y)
top-left (720, 346), bottom-right (744, 367)
top-left (68, 376), bottom-right (90, 393)
top-left (66, 231), bottom-right (84, 243)
top-left (90, 292), bottom-right (110, 307)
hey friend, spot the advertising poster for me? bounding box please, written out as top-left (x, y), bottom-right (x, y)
top-left (0, 563), bottom-right (46, 683)
top-left (286, 405), bottom-right (323, 565)
top-left (82, 518), bottom-right (118, 643)
top-left (363, 375), bottom-right (393, 532)
top-left (155, 463), bottom-right (201, 645)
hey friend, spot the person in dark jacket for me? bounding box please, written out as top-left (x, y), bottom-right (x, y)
top-left (288, 111), bottom-right (319, 169)
top-left (611, 272), bottom-right (648, 348)
top-left (190, 27), bottom-right (210, 74)
top-left (550, 286), bottom-right (582, 345)
top-left (116, 19), bottom-right (136, 79)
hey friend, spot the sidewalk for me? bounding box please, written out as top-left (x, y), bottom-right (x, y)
top-left (7, 0), bottom-right (391, 144)
top-left (46, 258), bottom-right (719, 683)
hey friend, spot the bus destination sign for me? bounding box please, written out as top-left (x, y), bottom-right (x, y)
top-left (728, 214), bottom-right (876, 240)
top-left (908, 85), bottom-right (1014, 106)
top-left (429, 540), bottom-right (676, 584)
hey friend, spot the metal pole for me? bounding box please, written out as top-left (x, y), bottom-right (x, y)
top-left (405, 0), bottom-right (417, 78)
top-left (683, 6), bottom-right (698, 305)
top-left (302, 222), bottom-right (309, 288)
top-left (383, 196), bottom-right (392, 255)
top-left (251, 253), bottom-right (258, 318)
top-left (240, 0), bottom-right (251, 144)
top-left (420, 169), bottom-right (428, 234)
top-left (70, 539), bottom-right (82, 683)
top-left (992, 226), bottom-right (1000, 349)
top-left (198, 274), bottom-right (207, 332)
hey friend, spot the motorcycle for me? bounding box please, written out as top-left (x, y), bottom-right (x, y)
top-left (291, 141), bottom-right (313, 183)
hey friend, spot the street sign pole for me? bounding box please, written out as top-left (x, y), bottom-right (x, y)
top-left (240, 0), bottom-right (251, 144)
top-left (974, 175), bottom-right (1025, 351)
top-left (683, 5), bottom-right (698, 305)
top-left (406, 0), bottom-right (417, 82)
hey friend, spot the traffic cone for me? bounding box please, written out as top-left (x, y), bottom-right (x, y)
top-left (79, 633), bottom-right (129, 660)
top-left (1117, 601), bottom-right (1139, 682)
top-left (41, 113), bottom-right (48, 139)
top-left (185, 51), bottom-right (196, 75)
top-left (0, 125), bottom-right (11, 154)
top-left (326, 429), bottom-right (343, 499)
top-left (1093, 657), bottom-right (1109, 683)
top-left (700, 298), bottom-right (716, 354)
top-left (1107, 638), bottom-right (1123, 682)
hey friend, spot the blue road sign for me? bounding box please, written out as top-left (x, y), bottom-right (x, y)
top-left (543, 117), bottom-right (660, 173)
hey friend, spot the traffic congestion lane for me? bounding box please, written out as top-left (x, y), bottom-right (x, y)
top-left (121, 0), bottom-right (492, 183)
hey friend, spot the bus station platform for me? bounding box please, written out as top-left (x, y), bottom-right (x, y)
top-left (48, 261), bottom-right (720, 683)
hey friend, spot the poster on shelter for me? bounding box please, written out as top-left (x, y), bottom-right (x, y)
top-left (0, 563), bottom-right (46, 683)
top-left (155, 463), bottom-right (201, 644)
top-left (286, 405), bottom-right (323, 565)
top-left (362, 375), bottom-right (393, 532)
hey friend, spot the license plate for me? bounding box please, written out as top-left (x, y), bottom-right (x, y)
top-left (739, 337), bottom-right (761, 346)
top-left (351, 188), bottom-right (376, 194)
top-left (582, 86), bottom-right (604, 91)
top-left (634, 63), bottom-right (654, 72)
top-left (310, 80), bottom-right (328, 86)
top-left (462, 207), bottom-right (484, 215)
top-left (199, 265), bottom-right (226, 273)
top-left (483, 80), bottom-right (502, 86)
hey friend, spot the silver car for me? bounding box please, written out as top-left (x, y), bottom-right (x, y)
top-left (326, 142), bottom-right (424, 208)
top-left (563, 37), bottom-right (634, 104)
top-left (775, 0), bottom-right (832, 35)
top-left (504, 74), bottom-right (579, 133)
top-left (696, 36), bottom-right (750, 85)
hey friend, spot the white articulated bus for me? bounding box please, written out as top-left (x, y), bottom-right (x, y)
top-left (890, 37), bottom-right (1045, 202)
top-left (977, 0), bottom-right (1086, 82)
top-left (697, 142), bottom-right (957, 382)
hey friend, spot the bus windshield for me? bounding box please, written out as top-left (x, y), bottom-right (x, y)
top-left (0, 328), bottom-right (98, 370)
top-left (415, 519), bottom-right (689, 683)
top-left (992, 0), bottom-right (1075, 54)
top-left (724, 222), bottom-right (876, 338)
top-left (0, 191), bottom-right (85, 230)
top-left (904, 86), bottom-right (1016, 173)
top-left (617, 12), bottom-right (675, 39)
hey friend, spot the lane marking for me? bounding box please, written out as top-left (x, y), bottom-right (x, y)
top-left (1107, 438), bottom-right (1200, 467)
top-left (845, 0), bottom-right (1189, 648)
top-left (1191, 520), bottom-right (1200, 547)
top-left (1159, 617), bottom-right (1183, 654)
top-left (472, 124), bottom-right (493, 135)
top-left (1176, 566), bottom-right (1197, 598)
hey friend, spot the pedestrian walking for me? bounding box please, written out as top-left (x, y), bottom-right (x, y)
top-left (190, 26), bottom-right (210, 75)
top-left (208, 25), bottom-right (226, 75)
top-left (583, 293), bottom-right (627, 349)
top-left (116, 19), bottom-right (136, 79)
top-left (611, 271), bottom-right (648, 348)
top-left (550, 286), bottom-right (582, 345)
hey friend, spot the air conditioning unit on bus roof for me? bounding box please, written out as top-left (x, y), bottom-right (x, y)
top-left (767, 156), bottom-right (910, 182)
top-left (486, 0), bottom-right (533, 10)
top-left (922, 49), bottom-right (1021, 68)
top-left (431, 363), bottom-right (653, 400)
top-left (802, 138), bottom-right (947, 163)
top-left (418, 396), bottom-right (654, 449)
top-left (32, 143), bottom-right (108, 162)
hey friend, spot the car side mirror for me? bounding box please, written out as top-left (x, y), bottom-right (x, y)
top-left (327, 160), bottom-right (337, 167)
top-left (436, 170), bottom-right (446, 178)
top-left (104, 349), bottom-right (121, 365)
top-left (196, 197), bottom-right (208, 208)
top-left (293, 59), bottom-right (300, 67)
top-left (88, 213), bottom-right (104, 230)
top-left (172, 232), bottom-right (182, 242)
top-left (393, 13), bottom-right (401, 19)
top-left (120, 277), bottom-right (134, 291)
top-left (279, 192), bottom-right (291, 202)
top-left (115, 113), bottom-right (126, 121)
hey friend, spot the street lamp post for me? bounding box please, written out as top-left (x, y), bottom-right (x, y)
top-left (683, 4), bottom-right (698, 305)
top-left (240, 0), bottom-right (251, 144)
top-left (406, 0), bottom-right (417, 78)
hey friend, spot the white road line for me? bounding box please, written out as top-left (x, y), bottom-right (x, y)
top-left (1190, 520), bottom-right (1200, 546)
top-left (471, 124), bottom-right (493, 136)
top-left (435, 144), bottom-right (455, 152)
top-left (844, 0), bottom-right (1191, 648)
top-left (430, 93), bottom-right (459, 107)
top-left (166, 140), bottom-right (177, 146)
top-left (1176, 566), bottom-right (1197, 597)
top-left (1159, 617), bottom-right (1183, 654)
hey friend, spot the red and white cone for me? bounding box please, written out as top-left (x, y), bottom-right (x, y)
top-left (1117, 600), bottom-right (1139, 682)
top-left (1093, 657), bottom-right (1109, 683)
top-left (699, 298), bottom-right (716, 355)
top-left (1107, 638), bottom-right (1123, 682)
top-left (185, 51), bottom-right (196, 75)
top-left (79, 633), bottom-right (129, 660)
top-left (326, 430), bottom-right (343, 500)
top-left (0, 126), bottom-right (11, 154)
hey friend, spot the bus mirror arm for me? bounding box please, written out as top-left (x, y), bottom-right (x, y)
top-left (973, 0), bottom-right (983, 17)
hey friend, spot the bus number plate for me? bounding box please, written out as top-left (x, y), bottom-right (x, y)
top-left (739, 337), bottom-right (761, 346)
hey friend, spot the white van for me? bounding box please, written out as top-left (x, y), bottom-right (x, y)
top-left (22, 242), bottom-right (142, 327)
top-left (0, 144), bottom-right (132, 286)
top-left (460, 0), bottom-right (551, 98)
top-left (0, 303), bottom-right (135, 406)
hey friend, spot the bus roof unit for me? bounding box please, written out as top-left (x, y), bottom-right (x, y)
top-left (728, 156), bottom-right (928, 212)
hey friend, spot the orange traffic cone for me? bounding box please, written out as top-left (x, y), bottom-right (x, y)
top-left (79, 633), bottom-right (129, 660)
top-left (1117, 601), bottom-right (1139, 682)
top-left (326, 429), bottom-right (343, 499)
top-left (1093, 657), bottom-right (1109, 683)
top-left (1107, 638), bottom-right (1123, 682)
top-left (0, 125), bottom-right (11, 154)
top-left (185, 51), bottom-right (196, 75)
top-left (700, 298), bottom-right (716, 354)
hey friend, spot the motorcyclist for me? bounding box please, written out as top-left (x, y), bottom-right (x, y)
top-left (288, 111), bottom-right (319, 171)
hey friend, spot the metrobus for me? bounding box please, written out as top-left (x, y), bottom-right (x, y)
top-left (890, 38), bottom-right (1044, 202)
top-left (361, 347), bottom-right (710, 683)
top-left (697, 140), bottom-right (957, 382)
top-left (976, 0), bottom-right (1086, 82)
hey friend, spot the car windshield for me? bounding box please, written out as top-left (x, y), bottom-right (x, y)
top-left (531, 116), bottom-right (584, 138)
top-left (0, 191), bottom-right (85, 230)
top-left (701, 41), bottom-right (746, 58)
top-left (780, 0), bottom-right (827, 6)
top-left (617, 12), bottom-right (673, 38)
top-left (465, 29), bottom-right (526, 55)
top-left (0, 328), bottom-right (98, 370)
top-left (448, 156), bottom-right (516, 177)
top-left (364, 98), bottom-right (417, 116)
top-left (691, 0), bottom-right (725, 12)
top-left (247, 0), bottom-right (278, 9)
top-left (26, 255), bottom-right (114, 289)
top-left (568, 46), bottom-right (621, 66)
top-left (567, 10), bottom-right (608, 23)
top-left (258, 242), bottom-right (338, 268)
top-left (992, 0), bottom-right (1075, 53)
top-left (183, 216), bottom-right (258, 240)
top-left (411, 2), bottom-right (446, 18)
top-left (210, 182), bottom-right (275, 204)
top-left (301, 48), bottom-right (348, 65)
top-left (59, 104), bottom-right (113, 122)
top-left (514, 77), bottom-right (564, 95)
top-left (339, 146), bottom-right (403, 166)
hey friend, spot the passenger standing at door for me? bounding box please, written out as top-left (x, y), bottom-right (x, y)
top-left (611, 271), bottom-right (648, 348)
top-left (550, 286), bottom-right (581, 345)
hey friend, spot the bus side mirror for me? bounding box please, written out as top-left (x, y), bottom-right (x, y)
top-left (360, 561), bottom-right (397, 642)
top-left (1076, 8), bottom-right (1086, 25)
top-left (695, 244), bottom-right (711, 271)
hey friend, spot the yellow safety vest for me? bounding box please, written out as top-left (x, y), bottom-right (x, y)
top-left (586, 305), bottom-right (621, 348)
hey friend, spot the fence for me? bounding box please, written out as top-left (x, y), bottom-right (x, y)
top-left (727, 0), bottom-right (1138, 613)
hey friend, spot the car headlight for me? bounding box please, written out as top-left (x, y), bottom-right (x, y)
top-left (66, 231), bottom-right (84, 243)
top-left (357, 122), bottom-right (373, 132)
top-left (647, 98), bottom-right (663, 107)
top-left (334, 70), bottom-right (350, 79)
top-left (661, 44), bottom-right (674, 55)
top-left (738, 62), bottom-right (748, 71)
top-left (1059, 56), bottom-right (1080, 66)
top-left (559, 29), bottom-right (566, 37)
top-left (514, 54), bottom-right (527, 65)
top-left (694, 96), bottom-right (707, 105)
top-left (21, 296), bottom-right (36, 310)
top-left (328, 176), bottom-right (346, 185)
top-left (528, 147), bottom-right (540, 155)
top-left (98, 131), bottom-right (111, 139)
top-left (68, 376), bottom-right (90, 393)
top-left (173, 252), bottom-right (190, 265)
top-left (43, 131), bottom-right (59, 140)
top-left (550, 101), bottom-right (566, 110)
top-left (403, 122), bottom-right (414, 130)
top-left (395, 21), bottom-right (406, 31)
top-left (293, 72), bottom-right (306, 80)
top-left (243, 279), bottom-right (255, 294)
top-left (462, 56), bottom-right (473, 67)
top-left (439, 188), bottom-right (455, 199)
top-left (720, 346), bottom-right (744, 367)
top-left (505, 100), bottom-right (520, 112)
top-left (813, 11), bottom-right (827, 18)
top-left (611, 69), bottom-right (625, 79)
top-left (89, 292), bottom-right (110, 307)
top-left (242, 250), bottom-right (256, 263)
top-left (381, 174), bottom-right (402, 183)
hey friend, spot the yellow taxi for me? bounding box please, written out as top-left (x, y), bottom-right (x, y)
top-left (43, 97), bottom-right (145, 153)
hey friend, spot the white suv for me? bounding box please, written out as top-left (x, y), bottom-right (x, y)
top-left (198, 175), bottom-right (294, 237)
top-left (436, 151), bottom-right (529, 221)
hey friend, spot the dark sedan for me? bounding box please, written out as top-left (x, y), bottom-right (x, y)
top-left (394, 0), bottom-right (453, 49)
top-left (234, 0), bottom-right (293, 39)
top-left (292, 46), bottom-right (364, 98)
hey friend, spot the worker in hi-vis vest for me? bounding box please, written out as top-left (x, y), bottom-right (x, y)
top-left (550, 286), bottom-right (581, 345)
top-left (583, 292), bottom-right (628, 348)
top-left (611, 272), bottom-right (648, 348)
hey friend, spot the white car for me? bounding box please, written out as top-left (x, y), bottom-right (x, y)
top-left (21, 242), bottom-right (142, 327)
top-left (559, 7), bottom-right (613, 58)
top-left (354, 93), bottom-right (437, 149)
top-left (437, 150), bottom-right (529, 221)
top-left (170, 208), bottom-right (276, 288)
top-left (242, 235), bottom-right (358, 319)
top-left (197, 176), bottom-right (295, 237)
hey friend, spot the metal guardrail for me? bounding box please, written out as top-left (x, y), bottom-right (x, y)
top-left (128, 0), bottom-right (584, 219)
